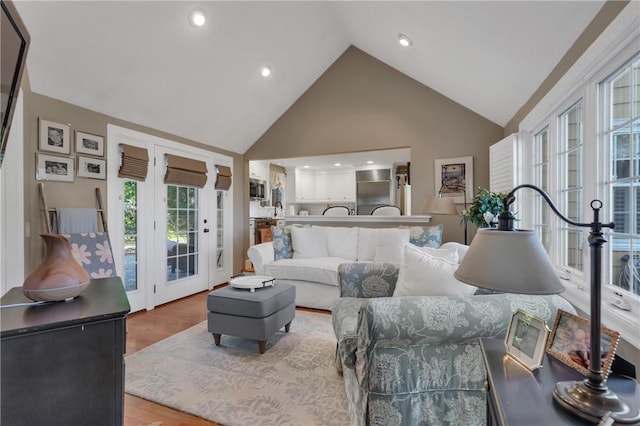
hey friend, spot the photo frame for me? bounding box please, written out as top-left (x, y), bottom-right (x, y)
top-left (546, 309), bottom-right (620, 379)
top-left (39, 118), bottom-right (70, 154)
top-left (505, 309), bottom-right (549, 371)
top-left (35, 153), bottom-right (74, 182)
top-left (434, 156), bottom-right (473, 204)
top-left (77, 156), bottom-right (106, 180)
top-left (75, 131), bottom-right (104, 157)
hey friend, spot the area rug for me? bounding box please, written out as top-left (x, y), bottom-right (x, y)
top-left (125, 311), bottom-right (349, 425)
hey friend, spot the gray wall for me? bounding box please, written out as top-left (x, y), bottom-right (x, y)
top-left (246, 46), bottom-right (505, 244)
top-left (22, 90), bottom-right (246, 277)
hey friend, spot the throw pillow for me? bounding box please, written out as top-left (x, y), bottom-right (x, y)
top-left (439, 241), bottom-right (469, 263)
top-left (271, 225), bottom-right (292, 260)
top-left (291, 226), bottom-right (329, 259)
top-left (393, 244), bottom-right (476, 297)
top-left (402, 224), bottom-right (444, 248)
top-left (412, 244), bottom-right (459, 263)
top-left (373, 228), bottom-right (410, 263)
top-left (324, 226), bottom-right (358, 260)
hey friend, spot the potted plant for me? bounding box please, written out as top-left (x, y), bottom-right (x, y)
top-left (462, 187), bottom-right (508, 228)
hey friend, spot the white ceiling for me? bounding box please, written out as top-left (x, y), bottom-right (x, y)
top-left (15, 1), bottom-right (604, 155)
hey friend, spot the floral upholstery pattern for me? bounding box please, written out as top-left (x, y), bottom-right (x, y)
top-left (64, 232), bottom-right (115, 279)
top-left (332, 263), bottom-right (575, 426)
top-left (402, 224), bottom-right (444, 248)
top-left (271, 225), bottom-right (292, 260)
top-left (338, 262), bottom-right (399, 298)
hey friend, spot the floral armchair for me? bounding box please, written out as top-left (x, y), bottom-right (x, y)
top-left (332, 262), bottom-right (575, 426)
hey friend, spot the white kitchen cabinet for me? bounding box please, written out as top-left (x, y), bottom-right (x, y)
top-left (249, 161), bottom-right (269, 182)
top-left (336, 170), bottom-right (356, 202)
top-left (295, 169), bottom-right (316, 202)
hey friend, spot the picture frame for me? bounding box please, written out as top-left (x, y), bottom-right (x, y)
top-left (75, 131), bottom-right (104, 157)
top-left (35, 153), bottom-right (74, 182)
top-left (434, 156), bottom-right (473, 204)
top-left (39, 118), bottom-right (70, 154)
top-left (505, 309), bottom-right (549, 371)
top-left (77, 156), bottom-right (106, 180)
top-left (546, 309), bottom-right (620, 379)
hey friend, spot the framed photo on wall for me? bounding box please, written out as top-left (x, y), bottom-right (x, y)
top-left (434, 156), bottom-right (473, 204)
top-left (35, 153), bottom-right (74, 182)
top-left (505, 309), bottom-right (549, 371)
top-left (77, 156), bottom-right (106, 180)
top-left (546, 309), bottom-right (620, 379)
top-left (39, 118), bottom-right (70, 154)
top-left (75, 131), bottom-right (104, 157)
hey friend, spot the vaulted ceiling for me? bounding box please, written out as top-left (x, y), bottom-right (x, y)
top-left (14, 1), bottom-right (605, 155)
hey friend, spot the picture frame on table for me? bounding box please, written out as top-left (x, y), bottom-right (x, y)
top-left (505, 309), bottom-right (549, 371)
top-left (39, 118), bottom-right (70, 154)
top-left (35, 152), bottom-right (74, 182)
top-left (546, 309), bottom-right (620, 379)
top-left (434, 156), bottom-right (473, 204)
top-left (77, 155), bottom-right (106, 180)
top-left (75, 131), bottom-right (104, 157)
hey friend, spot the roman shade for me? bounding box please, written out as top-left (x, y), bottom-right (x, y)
top-left (164, 154), bottom-right (208, 188)
top-left (118, 144), bottom-right (149, 181)
top-left (215, 164), bottom-right (232, 190)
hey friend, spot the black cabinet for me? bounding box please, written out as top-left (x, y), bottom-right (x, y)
top-left (1, 278), bottom-right (130, 426)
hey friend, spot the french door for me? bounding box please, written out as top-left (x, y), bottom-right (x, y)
top-left (108, 125), bottom-right (232, 313)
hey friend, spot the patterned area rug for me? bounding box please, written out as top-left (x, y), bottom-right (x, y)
top-left (125, 311), bottom-right (349, 425)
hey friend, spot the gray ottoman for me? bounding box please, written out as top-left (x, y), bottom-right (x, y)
top-left (207, 283), bottom-right (295, 354)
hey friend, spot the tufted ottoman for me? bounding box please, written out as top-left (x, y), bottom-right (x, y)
top-left (207, 282), bottom-right (295, 354)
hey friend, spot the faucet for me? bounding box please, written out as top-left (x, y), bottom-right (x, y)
top-left (273, 201), bottom-right (283, 217)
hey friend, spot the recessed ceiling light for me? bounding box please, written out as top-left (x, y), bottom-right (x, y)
top-left (260, 66), bottom-right (271, 77)
top-left (397, 33), bottom-right (413, 48)
top-left (188, 8), bottom-right (206, 27)
top-left (334, 163), bottom-right (341, 167)
top-left (303, 165), bottom-right (310, 169)
top-left (366, 160), bottom-right (374, 164)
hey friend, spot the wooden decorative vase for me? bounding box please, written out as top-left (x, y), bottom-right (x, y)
top-left (23, 233), bottom-right (91, 302)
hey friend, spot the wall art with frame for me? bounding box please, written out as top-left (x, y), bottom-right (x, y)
top-left (505, 309), bottom-right (549, 371)
top-left (35, 152), bottom-right (74, 182)
top-left (77, 156), bottom-right (106, 180)
top-left (39, 118), bottom-right (70, 155)
top-left (546, 309), bottom-right (620, 379)
top-left (75, 131), bottom-right (104, 157)
top-left (434, 156), bottom-right (473, 204)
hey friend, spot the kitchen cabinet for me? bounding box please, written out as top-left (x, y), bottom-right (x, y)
top-left (310, 170), bottom-right (356, 203)
top-left (295, 169), bottom-right (316, 202)
top-left (249, 161), bottom-right (269, 182)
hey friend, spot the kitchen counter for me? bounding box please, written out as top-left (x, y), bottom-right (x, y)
top-left (285, 215), bottom-right (431, 227)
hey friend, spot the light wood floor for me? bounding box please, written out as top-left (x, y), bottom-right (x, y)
top-left (124, 288), bottom-right (330, 426)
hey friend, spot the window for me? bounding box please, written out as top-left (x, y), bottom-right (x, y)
top-left (602, 56), bottom-right (640, 296)
top-left (123, 180), bottom-right (138, 291)
top-left (533, 127), bottom-right (551, 251)
top-left (558, 100), bottom-right (584, 273)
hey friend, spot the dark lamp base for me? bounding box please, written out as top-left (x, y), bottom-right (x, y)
top-left (553, 380), bottom-right (640, 424)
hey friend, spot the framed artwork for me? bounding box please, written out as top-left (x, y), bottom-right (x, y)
top-left (75, 131), bottom-right (104, 157)
top-left (35, 153), bottom-right (74, 182)
top-left (77, 156), bottom-right (106, 180)
top-left (546, 309), bottom-right (620, 379)
top-left (505, 309), bottom-right (549, 371)
top-left (39, 118), bottom-right (70, 154)
top-left (434, 156), bottom-right (473, 204)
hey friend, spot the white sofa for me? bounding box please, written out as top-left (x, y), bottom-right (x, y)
top-left (247, 225), bottom-right (445, 310)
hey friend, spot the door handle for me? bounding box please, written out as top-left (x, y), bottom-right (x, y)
top-left (203, 228), bottom-right (210, 233)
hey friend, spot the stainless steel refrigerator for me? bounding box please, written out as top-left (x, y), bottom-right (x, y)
top-left (356, 169), bottom-right (393, 215)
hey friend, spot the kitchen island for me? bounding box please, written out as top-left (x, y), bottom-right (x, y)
top-left (285, 214), bottom-right (431, 227)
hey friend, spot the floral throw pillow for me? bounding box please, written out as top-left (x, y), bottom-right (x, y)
top-left (403, 224), bottom-right (443, 248)
top-left (63, 232), bottom-right (115, 279)
top-left (271, 225), bottom-right (292, 260)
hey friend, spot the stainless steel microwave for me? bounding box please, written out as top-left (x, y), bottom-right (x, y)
top-left (249, 179), bottom-right (266, 199)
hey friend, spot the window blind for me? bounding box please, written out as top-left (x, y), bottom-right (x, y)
top-left (118, 144), bottom-right (149, 181)
top-left (215, 164), bottom-right (232, 190)
top-left (164, 154), bottom-right (208, 188)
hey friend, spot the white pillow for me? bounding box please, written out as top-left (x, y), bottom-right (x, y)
top-left (291, 227), bottom-right (329, 259)
top-left (393, 244), bottom-right (477, 297)
top-left (412, 244), bottom-right (459, 263)
top-left (357, 227), bottom-right (377, 261)
top-left (439, 242), bottom-right (469, 263)
top-left (374, 228), bottom-right (410, 263)
top-left (325, 227), bottom-right (358, 260)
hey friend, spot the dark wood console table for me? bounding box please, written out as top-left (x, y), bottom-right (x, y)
top-left (1, 277), bottom-right (130, 426)
top-left (480, 337), bottom-right (640, 425)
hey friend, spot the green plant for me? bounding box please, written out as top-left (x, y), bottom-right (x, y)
top-left (462, 187), bottom-right (508, 228)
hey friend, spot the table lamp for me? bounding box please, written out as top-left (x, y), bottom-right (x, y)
top-left (454, 183), bottom-right (640, 424)
top-left (422, 185), bottom-right (467, 244)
